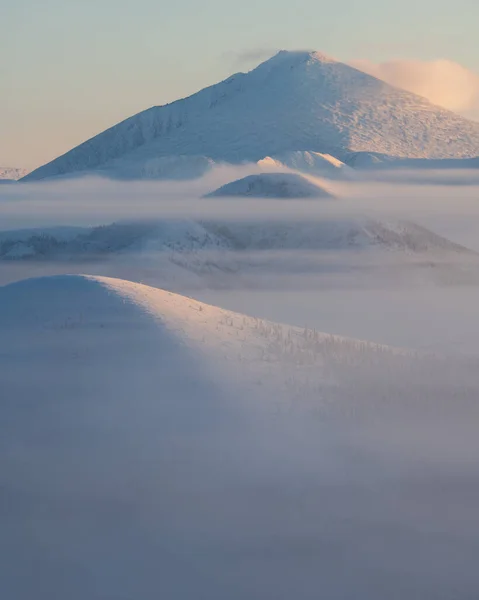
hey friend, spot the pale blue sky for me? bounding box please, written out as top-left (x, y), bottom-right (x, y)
top-left (2, 0), bottom-right (479, 168)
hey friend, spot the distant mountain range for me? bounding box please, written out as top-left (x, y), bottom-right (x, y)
top-left (0, 167), bottom-right (28, 182)
top-left (0, 216), bottom-right (473, 263)
top-left (22, 50), bottom-right (479, 182)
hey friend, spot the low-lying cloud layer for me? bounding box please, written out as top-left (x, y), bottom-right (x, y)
top-left (351, 58), bottom-right (479, 120)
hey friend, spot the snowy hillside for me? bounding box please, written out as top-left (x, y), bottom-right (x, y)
top-left (0, 220), bottom-right (227, 261)
top-left (205, 172), bottom-right (335, 198)
top-left (258, 150), bottom-right (356, 179)
top-left (96, 154), bottom-right (218, 180)
top-left (3, 274), bottom-right (479, 600)
top-left (1, 216), bottom-right (477, 291)
top-left (0, 167), bottom-right (28, 181)
top-left (0, 274), bottom-right (405, 404)
top-left (23, 50), bottom-right (479, 181)
top-left (346, 152), bottom-right (479, 169)
top-left (0, 216), bottom-right (473, 264)
top-left (1, 274), bottom-right (476, 408)
top-left (202, 217), bottom-right (475, 254)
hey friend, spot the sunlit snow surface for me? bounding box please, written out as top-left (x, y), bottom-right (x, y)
top-left (2, 274), bottom-right (479, 599)
top-left (2, 172), bottom-right (479, 599)
top-left (22, 50), bottom-right (479, 182)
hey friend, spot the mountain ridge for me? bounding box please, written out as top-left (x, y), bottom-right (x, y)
top-left (1, 167), bottom-right (29, 181)
top-left (23, 50), bottom-right (479, 181)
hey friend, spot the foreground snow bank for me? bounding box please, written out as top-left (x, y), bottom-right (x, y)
top-left (0, 274), bottom-right (397, 403)
top-left (2, 275), bottom-right (479, 600)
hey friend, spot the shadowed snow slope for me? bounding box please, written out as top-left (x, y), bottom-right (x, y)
top-left (23, 50), bottom-right (479, 181)
top-left (205, 172), bottom-right (335, 198)
top-left (0, 274), bottom-right (399, 405)
top-left (98, 153), bottom-right (218, 180)
top-left (2, 273), bottom-right (476, 405)
top-left (3, 275), bottom-right (479, 599)
top-left (1, 274), bottom-right (477, 412)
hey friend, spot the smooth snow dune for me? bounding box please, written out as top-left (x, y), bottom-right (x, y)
top-left (205, 172), bottom-right (335, 198)
top-left (0, 273), bottom-right (468, 412)
top-left (3, 275), bottom-right (479, 599)
top-left (1, 274), bottom-right (477, 415)
top-left (0, 274), bottom-right (397, 406)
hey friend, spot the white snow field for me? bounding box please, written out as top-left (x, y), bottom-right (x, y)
top-left (22, 50), bottom-right (479, 181)
top-left (205, 172), bottom-right (335, 198)
top-left (2, 274), bottom-right (479, 599)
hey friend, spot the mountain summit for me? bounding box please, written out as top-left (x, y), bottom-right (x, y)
top-left (23, 50), bottom-right (479, 181)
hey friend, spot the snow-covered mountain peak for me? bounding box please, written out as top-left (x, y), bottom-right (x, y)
top-left (247, 49), bottom-right (343, 84)
top-left (256, 49), bottom-right (337, 71)
top-left (23, 49), bottom-right (479, 181)
top-left (309, 50), bottom-right (337, 63)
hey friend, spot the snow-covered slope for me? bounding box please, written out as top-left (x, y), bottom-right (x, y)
top-left (0, 167), bottom-right (28, 182)
top-left (258, 150), bottom-right (356, 180)
top-left (0, 274), bottom-right (401, 404)
top-left (1, 274), bottom-right (474, 406)
top-left (347, 152), bottom-right (479, 169)
top-left (3, 275), bottom-right (479, 600)
top-left (96, 154), bottom-right (218, 180)
top-left (23, 50), bottom-right (479, 181)
top-left (202, 217), bottom-right (475, 254)
top-left (205, 172), bottom-right (335, 198)
top-left (0, 220), bottom-right (227, 261)
top-left (0, 216), bottom-right (473, 262)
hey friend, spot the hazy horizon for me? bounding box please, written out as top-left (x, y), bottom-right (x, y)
top-left (5, 3), bottom-right (479, 598)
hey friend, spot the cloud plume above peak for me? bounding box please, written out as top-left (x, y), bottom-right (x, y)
top-left (350, 58), bottom-right (479, 121)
